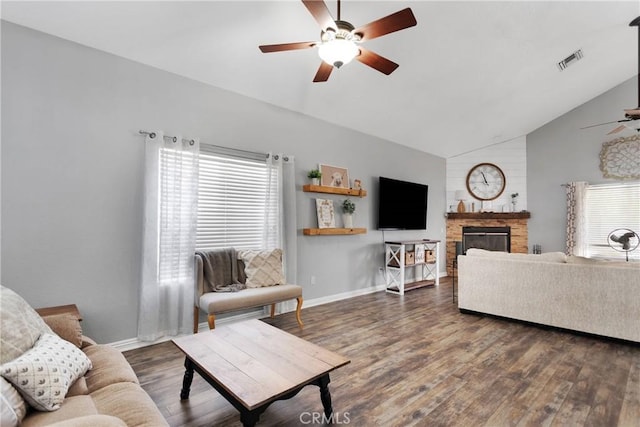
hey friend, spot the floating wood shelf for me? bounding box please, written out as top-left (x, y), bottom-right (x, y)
top-left (303, 185), bottom-right (367, 197)
top-left (303, 228), bottom-right (367, 236)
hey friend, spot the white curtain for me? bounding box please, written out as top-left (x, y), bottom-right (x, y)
top-left (565, 181), bottom-right (588, 256)
top-left (138, 131), bottom-right (199, 341)
top-left (264, 153), bottom-right (297, 313)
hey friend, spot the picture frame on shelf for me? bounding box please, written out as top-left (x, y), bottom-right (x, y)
top-left (319, 164), bottom-right (349, 188)
top-left (316, 198), bottom-right (336, 229)
top-left (414, 244), bottom-right (425, 263)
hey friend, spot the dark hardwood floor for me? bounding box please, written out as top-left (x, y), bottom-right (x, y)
top-left (124, 278), bottom-right (640, 426)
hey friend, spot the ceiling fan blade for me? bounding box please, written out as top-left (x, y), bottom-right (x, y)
top-left (353, 8), bottom-right (417, 42)
top-left (259, 42), bottom-right (316, 53)
top-left (624, 108), bottom-right (640, 117)
top-left (607, 124), bottom-right (628, 135)
top-left (313, 62), bottom-right (333, 82)
top-left (356, 47), bottom-right (399, 75)
top-left (579, 120), bottom-right (622, 130)
top-left (302, 0), bottom-right (337, 32)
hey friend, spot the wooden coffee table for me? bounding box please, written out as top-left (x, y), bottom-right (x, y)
top-left (172, 319), bottom-right (350, 426)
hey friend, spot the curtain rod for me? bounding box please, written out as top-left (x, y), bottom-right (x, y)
top-left (139, 130), bottom-right (195, 146)
top-left (138, 130), bottom-right (268, 159)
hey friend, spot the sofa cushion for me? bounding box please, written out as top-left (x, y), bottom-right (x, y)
top-left (0, 286), bottom-right (53, 365)
top-left (41, 314), bottom-right (83, 349)
top-left (237, 249), bottom-right (286, 288)
top-left (465, 248), bottom-right (567, 263)
top-left (48, 414), bottom-right (128, 427)
top-left (200, 284), bottom-right (303, 314)
top-left (1, 334), bottom-right (92, 411)
top-left (20, 395), bottom-right (98, 427)
top-left (1, 377), bottom-right (27, 427)
top-left (90, 382), bottom-right (168, 427)
top-left (567, 255), bottom-right (640, 268)
top-left (82, 346), bottom-right (138, 393)
top-left (66, 376), bottom-right (89, 397)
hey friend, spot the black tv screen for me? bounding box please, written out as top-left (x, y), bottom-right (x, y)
top-left (378, 177), bottom-right (428, 230)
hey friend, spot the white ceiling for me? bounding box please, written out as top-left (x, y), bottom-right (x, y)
top-left (2, 1), bottom-right (638, 158)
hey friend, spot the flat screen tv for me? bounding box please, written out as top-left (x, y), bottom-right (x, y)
top-left (378, 177), bottom-right (428, 230)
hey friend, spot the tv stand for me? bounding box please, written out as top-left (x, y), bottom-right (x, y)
top-left (384, 239), bottom-right (440, 295)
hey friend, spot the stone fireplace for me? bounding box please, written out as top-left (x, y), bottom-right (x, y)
top-left (446, 212), bottom-right (530, 276)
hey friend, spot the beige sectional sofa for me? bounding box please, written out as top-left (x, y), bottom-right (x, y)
top-left (458, 249), bottom-right (640, 342)
top-left (0, 286), bottom-right (168, 427)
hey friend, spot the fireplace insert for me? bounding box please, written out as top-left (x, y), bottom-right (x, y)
top-left (462, 226), bottom-right (511, 253)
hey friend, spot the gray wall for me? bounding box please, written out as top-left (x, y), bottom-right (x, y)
top-left (527, 77), bottom-right (635, 253)
top-left (1, 22), bottom-right (446, 343)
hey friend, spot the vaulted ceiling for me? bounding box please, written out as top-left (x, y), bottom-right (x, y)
top-left (2, 1), bottom-right (638, 158)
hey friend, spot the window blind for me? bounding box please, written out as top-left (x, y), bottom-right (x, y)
top-left (585, 182), bottom-right (640, 260)
top-left (196, 144), bottom-right (276, 251)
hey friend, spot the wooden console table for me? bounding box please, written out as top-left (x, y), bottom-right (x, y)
top-left (385, 239), bottom-right (440, 295)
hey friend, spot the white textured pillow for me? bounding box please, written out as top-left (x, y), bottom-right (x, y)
top-left (1, 377), bottom-right (26, 427)
top-left (238, 249), bottom-right (286, 288)
top-left (0, 286), bottom-right (53, 365)
top-left (1, 333), bottom-right (92, 412)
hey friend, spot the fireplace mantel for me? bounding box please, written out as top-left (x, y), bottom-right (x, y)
top-left (447, 212), bottom-right (531, 220)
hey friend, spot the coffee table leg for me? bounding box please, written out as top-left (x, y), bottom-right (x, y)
top-left (317, 374), bottom-right (333, 418)
top-left (180, 358), bottom-right (194, 400)
top-left (240, 410), bottom-right (260, 427)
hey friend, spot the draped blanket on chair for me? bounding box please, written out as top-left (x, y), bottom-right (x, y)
top-left (195, 248), bottom-right (246, 292)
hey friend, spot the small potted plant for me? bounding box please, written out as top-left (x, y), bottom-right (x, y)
top-left (342, 199), bottom-right (356, 228)
top-left (510, 193), bottom-right (519, 212)
top-left (308, 169), bottom-right (322, 185)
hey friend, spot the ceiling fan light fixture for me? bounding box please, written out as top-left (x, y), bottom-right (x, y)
top-left (318, 39), bottom-right (360, 68)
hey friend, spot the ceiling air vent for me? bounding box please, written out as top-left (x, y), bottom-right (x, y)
top-left (557, 49), bottom-right (583, 71)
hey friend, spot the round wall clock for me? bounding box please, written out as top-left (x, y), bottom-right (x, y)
top-left (466, 163), bottom-right (506, 201)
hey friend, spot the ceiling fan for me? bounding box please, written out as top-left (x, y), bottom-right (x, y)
top-left (258, 0), bottom-right (417, 82)
top-left (582, 16), bottom-right (640, 134)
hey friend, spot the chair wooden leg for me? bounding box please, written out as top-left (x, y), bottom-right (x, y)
top-left (270, 303), bottom-right (276, 318)
top-left (207, 314), bottom-right (216, 330)
top-left (193, 306), bottom-right (199, 334)
top-left (295, 296), bottom-right (304, 328)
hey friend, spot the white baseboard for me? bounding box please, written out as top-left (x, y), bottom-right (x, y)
top-left (109, 273), bottom-right (447, 352)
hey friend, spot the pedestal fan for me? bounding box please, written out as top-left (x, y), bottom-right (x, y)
top-left (608, 228), bottom-right (639, 261)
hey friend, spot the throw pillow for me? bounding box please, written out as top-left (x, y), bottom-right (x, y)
top-left (41, 314), bottom-right (83, 348)
top-left (237, 249), bottom-right (286, 288)
top-left (1, 333), bottom-right (92, 412)
top-left (0, 286), bottom-right (53, 365)
top-left (1, 377), bottom-right (26, 427)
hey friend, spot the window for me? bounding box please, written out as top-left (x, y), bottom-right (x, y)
top-left (585, 182), bottom-right (640, 260)
top-left (195, 144), bottom-right (278, 250)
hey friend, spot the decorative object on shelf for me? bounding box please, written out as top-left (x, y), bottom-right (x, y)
top-left (414, 244), bottom-right (425, 263)
top-left (466, 163), bottom-right (506, 201)
top-left (320, 164), bottom-right (349, 188)
top-left (353, 179), bottom-right (362, 190)
top-left (481, 200), bottom-right (493, 212)
top-left (315, 198), bottom-right (336, 229)
top-left (341, 199), bottom-right (355, 228)
top-left (307, 169), bottom-right (322, 186)
top-left (599, 135), bottom-right (640, 180)
top-left (454, 190), bottom-right (467, 213)
top-left (510, 192), bottom-right (519, 212)
top-left (608, 228), bottom-right (639, 261)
